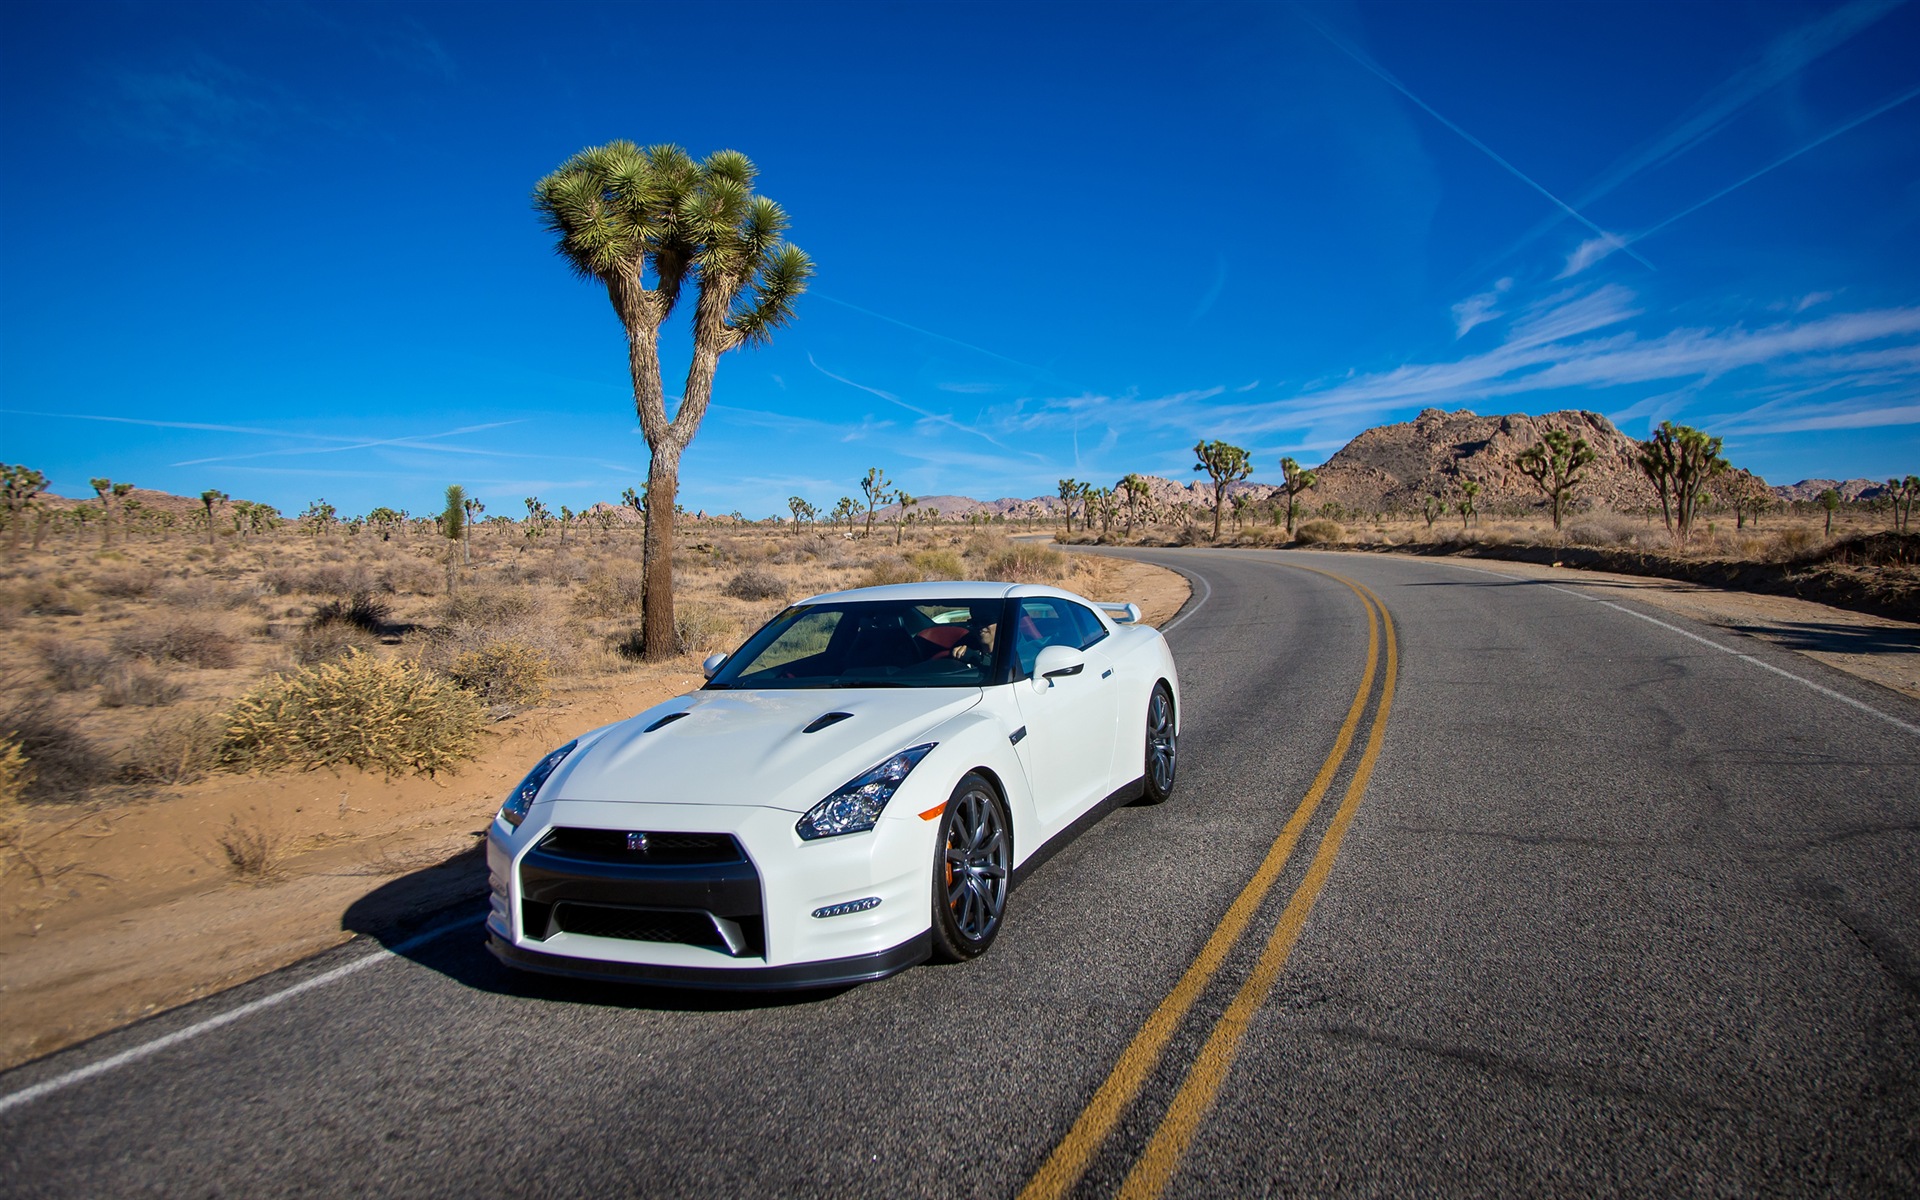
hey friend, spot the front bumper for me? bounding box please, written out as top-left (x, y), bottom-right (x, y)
top-left (487, 799), bottom-right (932, 984)
top-left (488, 930), bottom-right (931, 990)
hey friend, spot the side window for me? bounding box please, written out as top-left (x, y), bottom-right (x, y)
top-left (1066, 602), bottom-right (1109, 650)
top-left (1012, 599), bottom-right (1080, 679)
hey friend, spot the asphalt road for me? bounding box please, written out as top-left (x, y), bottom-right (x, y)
top-left (4, 549), bottom-right (1916, 1197)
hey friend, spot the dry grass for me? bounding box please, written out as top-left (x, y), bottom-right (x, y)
top-left (216, 812), bottom-right (285, 882)
top-left (221, 652), bottom-right (485, 777)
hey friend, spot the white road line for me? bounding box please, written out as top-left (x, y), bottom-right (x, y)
top-left (1431, 559), bottom-right (1920, 738)
top-left (1160, 566), bottom-right (1214, 635)
top-left (0, 915), bottom-right (478, 1118)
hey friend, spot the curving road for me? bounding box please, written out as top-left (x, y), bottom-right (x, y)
top-left (3, 549), bottom-right (1917, 1197)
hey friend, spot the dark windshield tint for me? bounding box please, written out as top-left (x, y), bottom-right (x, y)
top-left (706, 600), bottom-right (1002, 689)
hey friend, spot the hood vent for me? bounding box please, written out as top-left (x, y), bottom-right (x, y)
top-left (644, 711), bottom-right (690, 732)
top-left (803, 711), bottom-right (854, 734)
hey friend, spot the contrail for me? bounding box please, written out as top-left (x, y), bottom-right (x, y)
top-left (1632, 81), bottom-right (1920, 244)
top-left (806, 352), bottom-right (1014, 451)
top-left (812, 292), bottom-right (1059, 378)
top-left (1295, 8), bottom-right (1654, 270)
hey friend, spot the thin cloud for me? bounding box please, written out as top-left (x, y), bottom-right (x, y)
top-left (1451, 278), bottom-right (1513, 337)
top-left (806, 353), bottom-right (1017, 451)
top-left (170, 420), bottom-right (527, 467)
top-left (1189, 255), bottom-right (1228, 325)
top-left (811, 293), bottom-right (1056, 379)
top-left (1296, 9), bottom-right (1654, 270)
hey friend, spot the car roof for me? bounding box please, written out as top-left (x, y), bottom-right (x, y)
top-left (795, 580), bottom-right (1094, 607)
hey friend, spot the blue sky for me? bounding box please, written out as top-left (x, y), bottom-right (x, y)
top-left (3, 0), bottom-right (1917, 519)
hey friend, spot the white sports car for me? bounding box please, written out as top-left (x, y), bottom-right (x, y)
top-left (486, 580), bottom-right (1181, 988)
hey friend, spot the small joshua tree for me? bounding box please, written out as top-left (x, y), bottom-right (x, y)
top-left (1279, 456), bottom-right (1318, 537)
top-left (1421, 492), bottom-right (1445, 530)
top-left (1637, 421), bottom-right (1727, 544)
top-left (1457, 479), bottom-right (1480, 530)
top-left (441, 485), bottom-right (466, 593)
top-left (2, 464), bottom-right (47, 557)
top-left (1818, 488), bottom-right (1840, 535)
top-left (1514, 429), bottom-right (1595, 532)
top-left (1057, 478), bottom-right (1082, 535)
top-left (787, 496), bottom-right (813, 536)
top-left (859, 468), bottom-right (890, 539)
top-left (1193, 440), bottom-right (1252, 542)
top-left (461, 496), bottom-right (484, 563)
top-left (1120, 473), bottom-right (1151, 537)
top-left (893, 491), bottom-right (916, 546)
top-left (197, 489), bottom-right (228, 547)
top-left (1898, 475), bottom-right (1919, 534)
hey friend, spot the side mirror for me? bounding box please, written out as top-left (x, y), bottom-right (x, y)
top-left (1030, 644), bottom-right (1086, 692)
top-left (701, 652), bottom-right (728, 679)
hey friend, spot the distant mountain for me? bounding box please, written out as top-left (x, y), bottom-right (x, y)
top-left (1770, 478), bottom-right (1894, 503)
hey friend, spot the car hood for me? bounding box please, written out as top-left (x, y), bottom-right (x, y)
top-left (543, 687), bottom-right (983, 813)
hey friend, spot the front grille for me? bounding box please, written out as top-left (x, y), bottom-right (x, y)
top-left (538, 827), bottom-right (744, 865)
top-left (557, 904), bottom-right (725, 946)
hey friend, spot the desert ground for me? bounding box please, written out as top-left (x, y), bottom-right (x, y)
top-left (0, 516), bottom-right (1187, 1068)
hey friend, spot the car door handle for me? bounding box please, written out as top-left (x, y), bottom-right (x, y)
top-left (1101, 668), bottom-right (1113, 679)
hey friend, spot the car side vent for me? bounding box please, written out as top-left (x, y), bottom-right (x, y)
top-left (803, 712), bottom-right (854, 734)
top-left (644, 711), bottom-right (690, 732)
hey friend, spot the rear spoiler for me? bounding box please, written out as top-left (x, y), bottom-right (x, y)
top-left (1095, 601), bottom-right (1143, 625)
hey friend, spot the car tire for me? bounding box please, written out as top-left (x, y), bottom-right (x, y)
top-left (1141, 682), bottom-right (1178, 804)
top-left (929, 773), bottom-right (1012, 962)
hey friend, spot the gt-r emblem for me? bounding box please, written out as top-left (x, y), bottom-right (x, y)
top-left (626, 832), bottom-right (650, 853)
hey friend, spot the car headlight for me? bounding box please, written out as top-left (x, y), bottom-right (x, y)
top-left (796, 744), bottom-right (936, 841)
top-left (499, 740), bottom-right (577, 828)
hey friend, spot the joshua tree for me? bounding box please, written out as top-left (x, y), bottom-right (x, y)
top-left (1279, 457), bottom-right (1318, 537)
top-left (1193, 440), bottom-right (1251, 542)
top-left (1818, 488), bottom-right (1840, 535)
top-left (892, 491), bottom-right (917, 546)
top-left (1636, 421), bottom-right (1727, 543)
top-left (1457, 479), bottom-right (1480, 530)
top-left (440, 485), bottom-right (466, 593)
top-left (559, 504), bottom-right (575, 544)
top-left (89, 478), bottom-right (134, 549)
top-left (1119, 473), bottom-right (1151, 536)
top-left (535, 142), bottom-right (812, 660)
top-left (462, 496), bottom-right (484, 562)
top-left (300, 499), bottom-right (337, 539)
top-left (1421, 492), bottom-right (1445, 530)
top-left (1728, 473), bottom-right (1772, 530)
top-left (197, 489), bottom-right (228, 547)
top-left (859, 468), bottom-right (890, 539)
top-left (1898, 475), bottom-right (1920, 534)
top-left (787, 496), bottom-right (813, 535)
top-left (367, 506), bottom-right (404, 541)
top-left (1057, 478), bottom-right (1082, 535)
top-left (2, 465), bottom-right (46, 557)
top-left (523, 497), bottom-right (553, 542)
top-left (1513, 429), bottom-right (1595, 532)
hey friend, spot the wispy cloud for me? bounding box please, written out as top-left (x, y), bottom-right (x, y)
top-left (170, 421), bottom-right (527, 467)
top-left (1486, 0), bottom-right (1906, 272)
top-left (1189, 254), bottom-right (1228, 325)
top-left (1451, 277), bottom-right (1513, 336)
top-left (806, 353), bottom-right (1021, 452)
top-left (1296, 9), bottom-right (1653, 270)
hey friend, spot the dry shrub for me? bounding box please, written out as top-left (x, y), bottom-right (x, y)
top-left (112, 619), bottom-right (241, 669)
top-left (159, 577), bottom-right (256, 610)
top-left (1770, 526), bottom-right (1820, 559)
top-left (294, 622), bottom-right (379, 666)
top-left (0, 695), bottom-right (110, 804)
top-left (449, 639), bottom-right (552, 714)
top-left (441, 585), bottom-right (541, 627)
top-left (377, 556), bottom-right (442, 596)
top-left (221, 652), bottom-right (484, 777)
top-left (91, 566), bottom-right (159, 599)
top-left (40, 641), bottom-right (114, 691)
top-left (121, 708), bottom-right (222, 785)
top-left (575, 566), bottom-right (646, 615)
top-left (723, 568), bottom-right (787, 601)
top-left (981, 542), bottom-right (1069, 583)
top-left (217, 813), bottom-right (285, 881)
top-left (307, 591), bottom-right (392, 635)
top-left (263, 562), bottom-right (372, 596)
top-left (99, 663), bottom-right (185, 708)
top-left (2, 576), bottom-right (90, 616)
top-left (770, 534), bottom-right (843, 565)
top-left (862, 558), bottom-right (924, 587)
top-left (908, 549), bottom-right (965, 580)
top-left (1564, 516), bottom-right (1646, 548)
top-left (0, 735), bottom-right (29, 807)
top-left (675, 601), bottom-right (737, 653)
top-left (1294, 519), bottom-right (1346, 546)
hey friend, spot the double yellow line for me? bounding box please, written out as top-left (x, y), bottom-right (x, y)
top-left (1019, 564), bottom-right (1399, 1200)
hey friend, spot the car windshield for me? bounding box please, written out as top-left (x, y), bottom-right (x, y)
top-left (705, 599), bottom-right (1002, 689)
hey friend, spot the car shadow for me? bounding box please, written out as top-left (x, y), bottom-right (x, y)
top-left (1729, 619), bottom-right (1920, 658)
top-left (340, 849), bottom-right (855, 1013)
